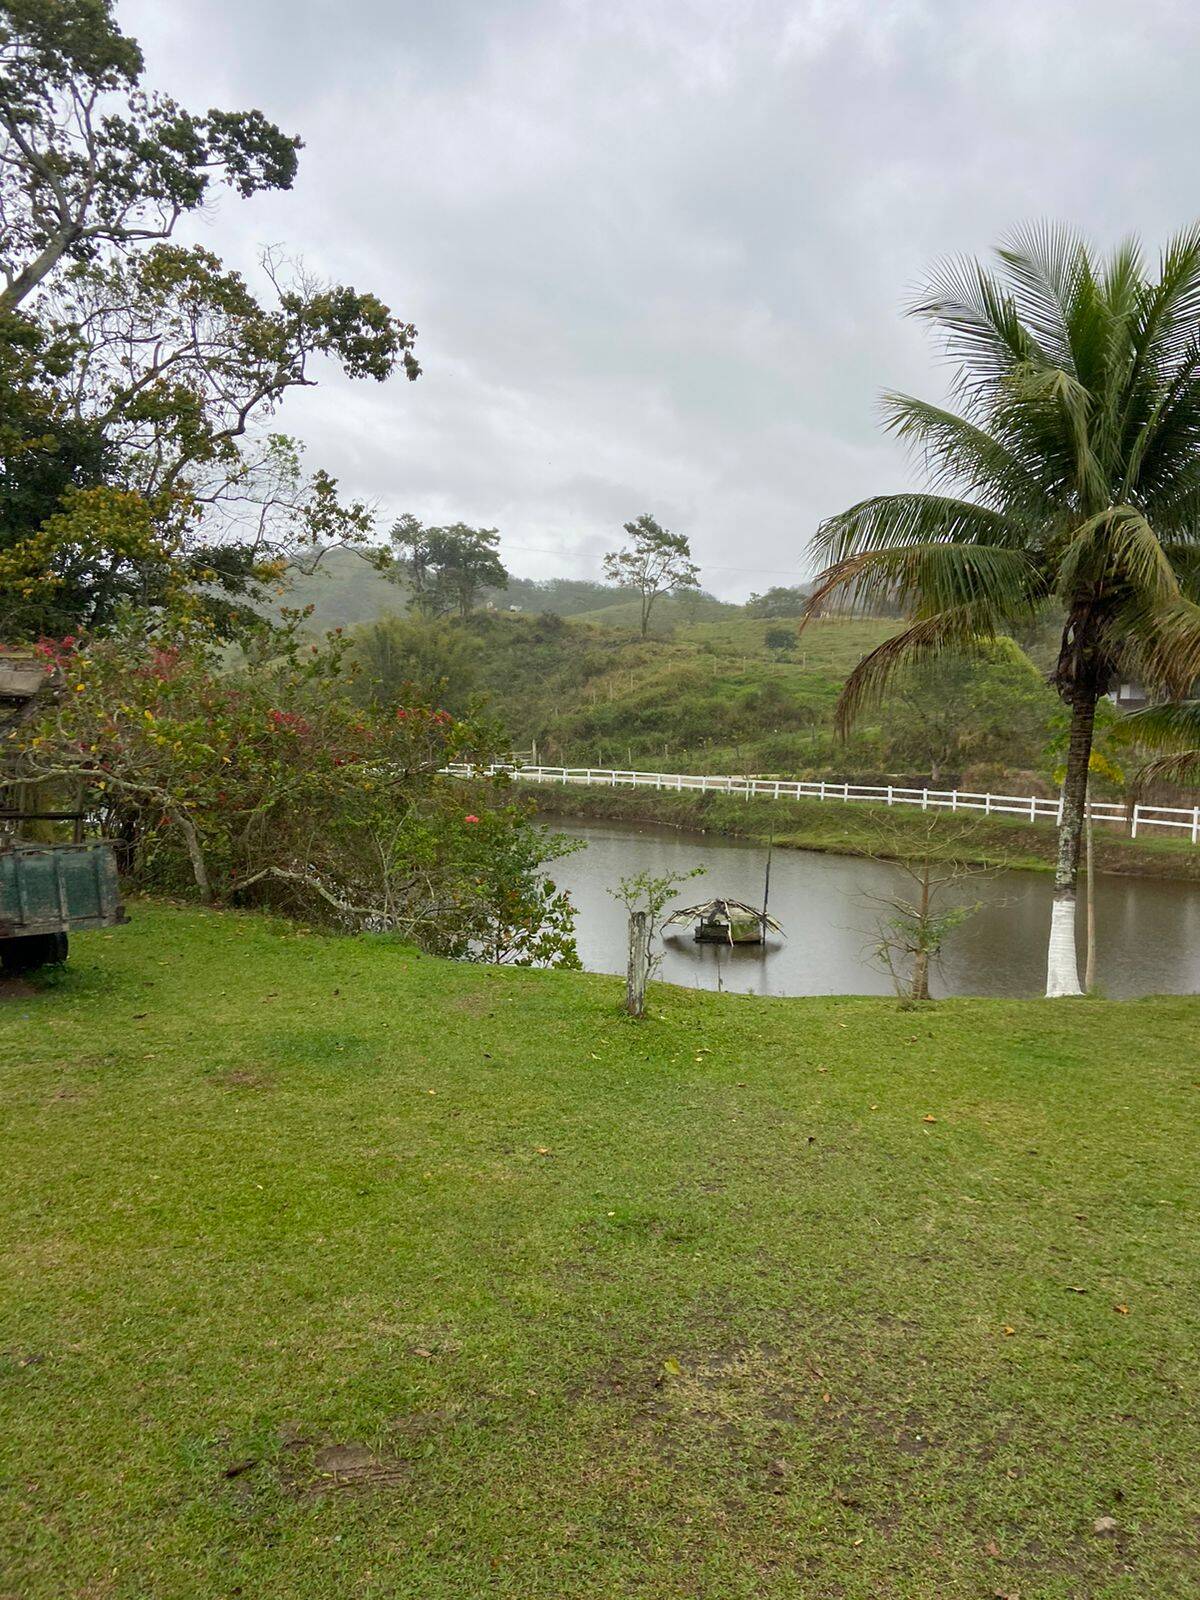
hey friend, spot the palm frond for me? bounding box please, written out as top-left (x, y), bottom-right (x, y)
top-left (995, 221), bottom-right (1090, 372)
top-left (1057, 505), bottom-right (1179, 605)
top-left (879, 393), bottom-right (1051, 511)
top-left (909, 256), bottom-right (1043, 402)
top-left (834, 608), bottom-right (998, 734)
top-left (1135, 223), bottom-right (1200, 370)
top-left (1008, 362), bottom-right (1107, 507)
top-left (805, 541), bottom-right (1043, 626)
top-left (1116, 698), bottom-right (1200, 752)
top-left (1119, 596), bottom-right (1200, 696)
top-left (811, 492), bottom-right (1021, 569)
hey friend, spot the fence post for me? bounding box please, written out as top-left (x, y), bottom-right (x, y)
top-left (984, 793), bottom-right (991, 816)
top-left (887, 785), bottom-right (893, 806)
top-left (951, 791), bottom-right (957, 812)
top-left (1030, 795), bottom-right (1036, 823)
top-left (922, 788), bottom-right (928, 811)
top-left (1193, 808), bottom-right (1199, 845)
top-left (819, 780), bottom-right (826, 801)
top-left (843, 782), bottom-right (850, 801)
top-left (1132, 804), bottom-right (1140, 840)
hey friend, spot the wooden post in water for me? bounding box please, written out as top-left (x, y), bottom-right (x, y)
top-left (761, 830), bottom-right (774, 941)
top-left (625, 910), bottom-right (650, 1018)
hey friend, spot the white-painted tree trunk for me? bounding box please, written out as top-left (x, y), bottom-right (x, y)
top-left (1045, 894), bottom-right (1082, 998)
top-left (1044, 682), bottom-right (1096, 999)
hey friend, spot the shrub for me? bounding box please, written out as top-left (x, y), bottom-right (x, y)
top-left (8, 615), bottom-right (578, 964)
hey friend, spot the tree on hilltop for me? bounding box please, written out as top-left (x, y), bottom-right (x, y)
top-left (602, 513), bottom-right (699, 637)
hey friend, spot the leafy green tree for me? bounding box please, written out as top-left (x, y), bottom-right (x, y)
top-left (747, 585), bottom-right (811, 618)
top-left (0, 3), bottom-right (419, 638)
top-left (806, 224), bottom-right (1200, 996)
top-left (351, 614), bottom-right (481, 715)
top-left (0, 0), bottom-right (299, 309)
top-left (765, 626), bottom-right (798, 654)
top-left (883, 641), bottom-right (1054, 783)
top-left (388, 518), bottom-right (508, 620)
top-left (602, 513), bottom-right (700, 637)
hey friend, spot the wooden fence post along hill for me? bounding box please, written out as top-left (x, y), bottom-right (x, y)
top-left (442, 764), bottom-right (1200, 845)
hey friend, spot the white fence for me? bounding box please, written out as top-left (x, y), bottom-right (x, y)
top-left (444, 763), bottom-right (1200, 844)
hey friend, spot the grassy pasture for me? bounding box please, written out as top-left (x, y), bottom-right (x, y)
top-left (2, 903), bottom-right (1197, 1597)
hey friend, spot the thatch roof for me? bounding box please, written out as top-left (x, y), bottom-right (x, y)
top-left (662, 898), bottom-right (783, 934)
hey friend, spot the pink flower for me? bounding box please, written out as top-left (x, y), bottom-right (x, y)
top-left (464, 814), bottom-right (480, 824)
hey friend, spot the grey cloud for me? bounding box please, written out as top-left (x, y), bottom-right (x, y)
top-left (122, 0), bottom-right (1200, 594)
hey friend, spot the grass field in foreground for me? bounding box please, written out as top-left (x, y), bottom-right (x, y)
top-left (2, 903), bottom-right (1198, 1598)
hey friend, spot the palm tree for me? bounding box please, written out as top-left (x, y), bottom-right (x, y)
top-left (1120, 699), bottom-right (1200, 785)
top-left (805, 224), bottom-right (1200, 996)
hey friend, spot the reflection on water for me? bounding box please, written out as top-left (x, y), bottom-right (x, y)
top-left (547, 818), bottom-right (1200, 999)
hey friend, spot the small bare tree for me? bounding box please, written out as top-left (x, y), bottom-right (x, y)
top-left (861, 819), bottom-right (988, 1002)
top-left (609, 868), bottom-right (703, 1017)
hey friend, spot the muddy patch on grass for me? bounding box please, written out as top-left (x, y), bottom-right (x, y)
top-left (0, 977), bottom-right (39, 1002)
top-left (216, 1068), bottom-right (275, 1091)
top-left (448, 992), bottom-right (493, 1017)
top-left (293, 1442), bottom-right (412, 1497)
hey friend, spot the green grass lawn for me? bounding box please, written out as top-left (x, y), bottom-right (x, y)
top-left (3, 904), bottom-right (1198, 1598)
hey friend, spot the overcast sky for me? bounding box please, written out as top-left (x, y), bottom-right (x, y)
top-left (122, 0), bottom-right (1200, 598)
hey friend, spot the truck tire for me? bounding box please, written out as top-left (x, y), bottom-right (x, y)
top-left (0, 932), bottom-right (69, 974)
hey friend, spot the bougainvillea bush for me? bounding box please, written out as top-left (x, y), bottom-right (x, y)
top-left (6, 616), bottom-right (578, 965)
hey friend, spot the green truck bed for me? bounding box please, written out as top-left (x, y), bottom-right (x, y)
top-left (0, 841), bottom-right (125, 970)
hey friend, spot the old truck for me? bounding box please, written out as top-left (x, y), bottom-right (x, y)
top-left (1, 650), bottom-right (126, 973)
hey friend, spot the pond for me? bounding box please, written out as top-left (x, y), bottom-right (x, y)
top-left (547, 818), bottom-right (1200, 999)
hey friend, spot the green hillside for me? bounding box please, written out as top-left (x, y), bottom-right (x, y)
top-left (344, 606), bottom-right (1059, 782)
top-left (570, 592), bottom-right (742, 630)
top-left (274, 554), bottom-right (652, 634)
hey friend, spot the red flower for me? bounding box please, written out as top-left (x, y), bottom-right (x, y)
top-left (464, 814), bottom-right (480, 824)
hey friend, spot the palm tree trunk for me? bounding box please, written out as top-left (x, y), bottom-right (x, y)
top-left (1084, 785), bottom-right (1097, 993)
top-left (1045, 684), bottom-right (1097, 997)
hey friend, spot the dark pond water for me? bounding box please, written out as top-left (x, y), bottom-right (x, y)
top-left (547, 818), bottom-right (1200, 999)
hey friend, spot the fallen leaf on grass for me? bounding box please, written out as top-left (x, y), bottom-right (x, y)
top-left (1065, 1285), bottom-right (1088, 1294)
top-left (1002, 1326), bottom-right (1015, 1337)
top-left (922, 1114), bottom-right (938, 1123)
top-left (662, 1357), bottom-right (682, 1376)
top-left (1113, 1303), bottom-right (1130, 1315)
